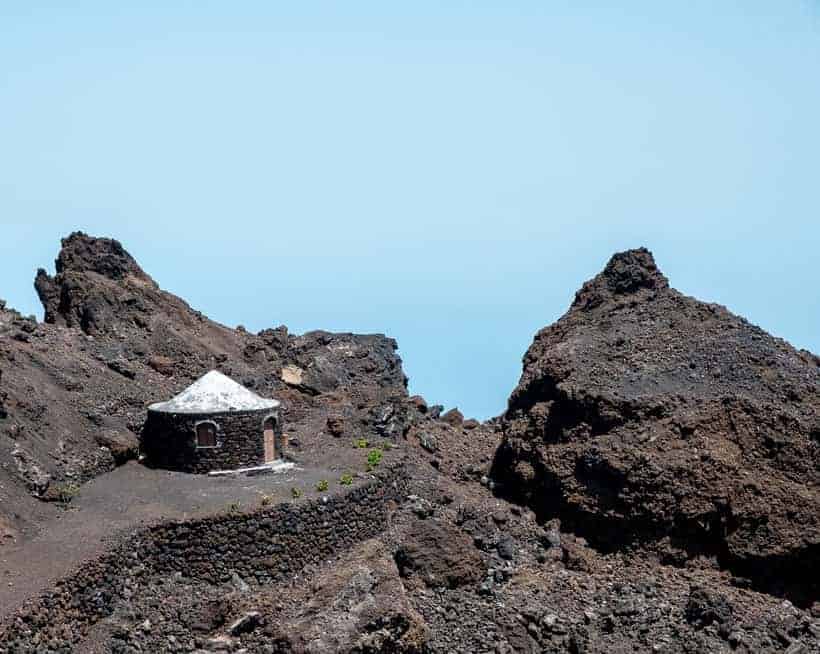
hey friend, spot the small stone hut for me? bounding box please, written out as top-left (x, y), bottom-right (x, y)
top-left (142, 370), bottom-right (283, 474)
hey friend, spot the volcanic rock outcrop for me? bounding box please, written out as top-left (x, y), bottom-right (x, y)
top-left (491, 248), bottom-right (820, 604)
top-left (1, 232), bottom-right (410, 537)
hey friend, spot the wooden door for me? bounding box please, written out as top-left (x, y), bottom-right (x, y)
top-left (263, 418), bottom-right (276, 462)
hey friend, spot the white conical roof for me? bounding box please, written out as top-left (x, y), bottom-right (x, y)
top-left (148, 370), bottom-right (280, 414)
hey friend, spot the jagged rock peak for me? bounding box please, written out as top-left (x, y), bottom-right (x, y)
top-left (52, 231), bottom-right (154, 284)
top-left (34, 232), bottom-right (162, 332)
top-left (572, 247), bottom-right (669, 309)
top-left (492, 246), bottom-right (819, 605)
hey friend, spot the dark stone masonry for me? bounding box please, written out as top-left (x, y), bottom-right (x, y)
top-left (141, 369), bottom-right (284, 474)
top-left (142, 408), bottom-right (281, 474)
top-left (0, 463), bottom-right (408, 653)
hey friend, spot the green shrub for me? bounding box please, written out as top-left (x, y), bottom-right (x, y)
top-left (366, 448), bottom-right (383, 470)
top-left (339, 473), bottom-right (354, 486)
top-left (316, 479), bottom-right (329, 492)
top-left (260, 494), bottom-right (273, 507)
top-left (56, 482), bottom-right (81, 506)
top-left (228, 501), bottom-right (241, 513)
top-left (291, 487), bottom-right (302, 499)
top-left (352, 438), bottom-right (369, 449)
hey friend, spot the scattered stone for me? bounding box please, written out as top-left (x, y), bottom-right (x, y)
top-left (204, 635), bottom-right (235, 651)
top-left (491, 510), bottom-right (508, 525)
top-left (394, 519), bottom-right (483, 588)
top-left (497, 535), bottom-right (515, 560)
top-left (440, 408), bottom-right (464, 427)
top-left (409, 395), bottom-right (428, 413)
top-left (280, 365), bottom-right (304, 387)
top-left (463, 419), bottom-right (480, 430)
top-left (542, 614), bottom-right (558, 630)
top-left (411, 497), bottom-right (434, 519)
top-left (685, 585), bottom-right (734, 629)
top-left (146, 355), bottom-right (175, 376)
top-left (326, 415), bottom-right (344, 437)
top-left (428, 405), bottom-right (443, 419)
top-left (228, 611), bottom-right (261, 636)
top-left (230, 572), bottom-right (250, 593)
top-left (418, 433), bottom-right (438, 453)
top-left (106, 358), bottom-right (136, 379)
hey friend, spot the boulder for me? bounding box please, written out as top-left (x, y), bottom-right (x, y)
top-left (94, 429), bottom-right (139, 465)
top-left (326, 415), bottom-right (345, 437)
top-left (685, 586), bottom-right (734, 629)
top-left (272, 539), bottom-right (428, 653)
top-left (228, 611), bottom-right (261, 636)
top-left (409, 395), bottom-right (428, 413)
top-left (440, 408), bottom-right (464, 427)
top-left (146, 355), bottom-right (175, 376)
top-left (394, 518), bottom-right (483, 588)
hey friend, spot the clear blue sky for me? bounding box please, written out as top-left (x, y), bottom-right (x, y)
top-left (1, 2), bottom-right (819, 419)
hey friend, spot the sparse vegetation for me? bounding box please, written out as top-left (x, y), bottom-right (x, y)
top-left (352, 437), bottom-right (369, 449)
top-left (291, 487), bottom-right (302, 499)
top-left (316, 479), bottom-right (329, 492)
top-left (339, 473), bottom-right (354, 486)
top-left (366, 448), bottom-right (383, 470)
top-left (55, 482), bottom-right (81, 507)
top-left (260, 494), bottom-right (273, 507)
top-left (227, 501), bottom-right (241, 513)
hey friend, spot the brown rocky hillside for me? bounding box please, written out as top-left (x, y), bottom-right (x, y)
top-left (0, 232), bottom-right (409, 540)
top-left (1, 239), bottom-right (819, 654)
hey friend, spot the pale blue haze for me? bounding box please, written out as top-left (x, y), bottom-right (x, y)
top-left (1, 2), bottom-right (819, 419)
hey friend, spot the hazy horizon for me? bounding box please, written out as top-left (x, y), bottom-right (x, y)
top-left (2, 3), bottom-right (819, 419)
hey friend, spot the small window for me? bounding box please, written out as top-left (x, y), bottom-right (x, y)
top-left (196, 422), bottom-right (218, 448)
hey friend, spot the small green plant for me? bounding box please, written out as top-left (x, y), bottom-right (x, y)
top-left (352, 438), bottom-right (369, 449)
top-left (339, 473), bottom-right (354, 486)
top-left (366, 448), bottom-right (383, 470)
top-left (291, 487), bottom-right (302, 499)
top-left (56, 482), bottom-right (81, 506)
top-left (260, 494), bottom-right (273, 507)
top-left (228, 501), bottom-right (241, 513)
top-left (316, 479), bottom-right (329, 492)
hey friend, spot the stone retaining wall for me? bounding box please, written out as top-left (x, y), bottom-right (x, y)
top-left (0, 463), bottom-right (407, 652)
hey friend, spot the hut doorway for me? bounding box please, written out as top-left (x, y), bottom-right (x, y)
top-left (263, 416), bottom-right (278, 462)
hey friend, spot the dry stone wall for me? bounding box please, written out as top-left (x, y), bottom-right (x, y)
top-left (141, 408), bottom-right (279, 473)
top-left (0, 463), bottom-right (407, 653)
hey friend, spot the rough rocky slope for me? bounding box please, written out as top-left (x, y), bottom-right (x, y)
top-left (17, 418), bottom-right (817, 654)
top-left (2, 239), bottom-right (819, 654)
top-left (491, 248), bottom-right (820, 605)
top-left (0, 232), bottom-right (409, 541)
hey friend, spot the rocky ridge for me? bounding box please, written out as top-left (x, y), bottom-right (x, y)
top-left (1, 238), bottom-right (818, 653)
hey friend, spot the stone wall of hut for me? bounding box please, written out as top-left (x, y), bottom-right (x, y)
top-left (142, 408), bottom-right (281, 473)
